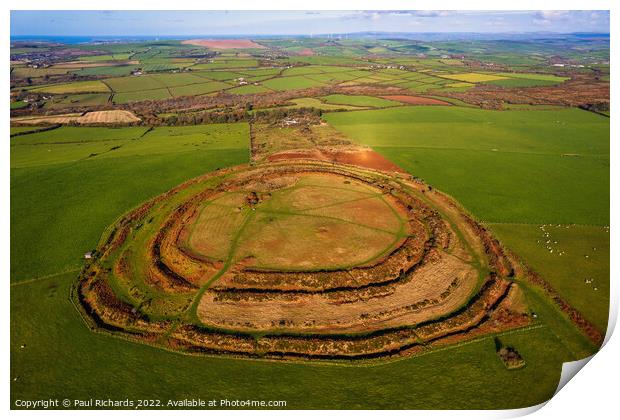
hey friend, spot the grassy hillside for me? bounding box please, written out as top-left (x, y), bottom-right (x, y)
top-left (324, 106), bottom-right (609, 225)
top-left (10, 124), bottom-right (249, 282)
top-left (321, 94), bottom-right (401, 108)
top-left (489, 224), bottom-right (610, 332)
top-left (325, 105), bottom-right (609, 350)
top-left (10, 120), bottom-right (600, 409)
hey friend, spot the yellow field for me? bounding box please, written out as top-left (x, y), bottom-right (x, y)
top-left (30, 80), bottom-right (111, 94)
top-left (446, 82), bottom-right (476, 88)
top-left (440, 73), bottom-right (509, 83)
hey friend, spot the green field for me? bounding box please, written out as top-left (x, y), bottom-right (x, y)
top-left (79, 73), bottom-right (238, 102)
top-left (11, 126), bottom-right (148, 145)
top-left (489, 224), bottom-right (610, 332)
top-left (324, 106), bottom-right (609, 225)
top-left (303, 72), bottom-right (361, 84)
top-left (494, 72), bottom-right (569, 82)
top-left (289, 55), bottom-right (368, 66)
top-left (10, 34), bottom-right (606, 106)
top-left (11, 61), bottom-right (573, 104)
top-left (170, 81), bottom-right (231, 97)
top-left (284, 97), bottom-right (362, 110)
top-left (193, 70), bottom-right (248, 81)
top-left (10, 124), bottom-right (248, 168)
top-left (77, 53), bottom-right (132, 62)
top-left (43, 93), bottom-right (111, 109)
top-left (10, 120), bottom-right (604, 409)
top-left (73, 65), bottom-right (136, 77)
top-left (281, 66), bottom-right (329, 76)
top-left (105, 75), bottom-right (167, 92)
top-left (149, 72), bottom-right (212, 87)
top-left (11, 267), bottom-right (583, 409)
top-left (261, 75), bottom-right (326, 91)
top-left (30, 80), bottom-right (111, 94)
top-left (485, 79), bottom-right (564, 88)
top-left (11, 66), bottom-right (70, 78)
top-left (10, 124), bottom-right (249, 282)
top-left (10, 126), bottom-right (43, 135)
top-left (324, 104), bottom-right (608, 377)
top-left (228, 84), bottom-right (271, 94)
top-left (191, 59), bottom-right (259, 70)
top-left (113, 89), bottom-right (172, 103)
top-left (10, 100), bottom-right (28, 109)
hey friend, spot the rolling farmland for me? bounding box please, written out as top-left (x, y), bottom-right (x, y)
top-left (10, 27), bottom-right (610, 410)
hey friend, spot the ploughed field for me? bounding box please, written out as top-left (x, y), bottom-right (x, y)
top-left (77, 160), bottom-right (531, 360)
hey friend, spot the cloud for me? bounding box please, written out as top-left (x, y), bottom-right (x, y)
top-left (343, 10), bottom-right (455, 21)
top-left (532, 11), bottom-right (588, 26)
top-left (407, 11), bottom-right (454, 18)
top-left (588, 11), bottom-right (610, 21)
top-left (536, 10), bottom-right (570, 21)
top-left (10, 10), bottom-right (611, 37)
top-left (368, 10), bottom-right (453, 18)
top-left (485, 17), bottom-right (508, 28)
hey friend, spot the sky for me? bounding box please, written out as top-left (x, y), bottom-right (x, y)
top-left (10, 10), bottom-right (610, 37)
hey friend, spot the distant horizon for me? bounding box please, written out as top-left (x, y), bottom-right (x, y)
top-left (10, 30), bottom-right (612, 37)
top-left (9, 30), bottom-right (611, 46)
top-left (10, 10), bottom-right (610, 37)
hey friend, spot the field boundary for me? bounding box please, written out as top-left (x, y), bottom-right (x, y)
top-left (10, 124), bottom-right (61, 137)
top-left (11, 268), bottom-right (80, 287)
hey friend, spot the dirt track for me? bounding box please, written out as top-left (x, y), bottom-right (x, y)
top-left (267, 148), bottom-right (406, 173)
